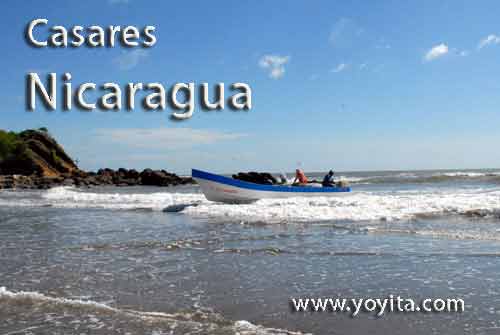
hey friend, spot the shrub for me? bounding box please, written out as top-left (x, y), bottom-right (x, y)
top-left (0, 130), bottom-right (22, 161)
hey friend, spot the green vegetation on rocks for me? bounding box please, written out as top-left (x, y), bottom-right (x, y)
top-left (0, 128), bottom-right (194, 189)
top-left (0, 128), bottom-right (78, 176)
top-left (0, 130), bottom-right (24, 162)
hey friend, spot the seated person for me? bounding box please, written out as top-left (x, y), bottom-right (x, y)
top-left (322, 170), bottom-right (335, 187)
top-left (293, 169), bottom-right (308, 185)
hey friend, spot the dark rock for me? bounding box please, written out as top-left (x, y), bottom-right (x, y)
top-left (163, 203), bottom-right (200, 213)
top-left (140, 169), bottom-right (177, 186)
top-left (33, 176), bottom-right (63, 189)
top-left (0, 169), bottom-right (194, 189)
top-left (82, 176), bottom-right (98, 186)
top-left (96, 174), bottom-right (113, 184)
top-left (62, 178), bottom-right (75, 186)
top-left (140, 168), bottom-right (153, 177)
top-left (73, 170), bottom-right (88, 178)
top-left (126, 169), bottom-right (140, 179)
top-left (233, 172), bottom-right (278, 185)
top-left (117, 168), bottom-right (128, 175)
top-left (181, 177), bottom-right (195, 184)
top-left (0, 176), bottom-right (14, 189)
top-left (464, 209), bottom-right (489, 218)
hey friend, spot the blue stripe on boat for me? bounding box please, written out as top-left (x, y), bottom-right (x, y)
top-left (192, 169), bottom-right (351, 193)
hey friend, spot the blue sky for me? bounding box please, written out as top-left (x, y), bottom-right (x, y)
top-left (1, 0), bottom-right (500, 174)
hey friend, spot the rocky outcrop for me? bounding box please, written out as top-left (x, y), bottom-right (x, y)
top-left (0, 168), bottom-right (194, 190)
top-left (0, 129), bottom-right (78, 177)
top-left (92, 168), bottom-right (193, 187)
top-left (0, 175), bottom-right (67, 190)
top-left (232, 172), bottom-right (278, 185)
top-left (0, 129), bottom-right (194, 190)
top-left (140, 169), bottom-right (185, 186)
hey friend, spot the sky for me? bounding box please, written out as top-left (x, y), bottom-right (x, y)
top-left (1, 0), bottom-right (500, 174)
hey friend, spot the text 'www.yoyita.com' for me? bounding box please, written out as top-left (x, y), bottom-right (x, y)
top-left (290, 295), bottom-right (465, 317)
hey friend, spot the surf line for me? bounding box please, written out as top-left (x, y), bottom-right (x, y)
top-left (26, 72), bottom-right (252, 120)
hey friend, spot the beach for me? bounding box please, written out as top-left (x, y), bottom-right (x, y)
top-left (1, 170), bottom-right (500, 334)
top-left (3, 0), bottom-right (500, 333)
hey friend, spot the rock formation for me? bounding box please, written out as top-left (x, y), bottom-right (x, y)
top-left (0, 129), bottom-right (78, 176)
top-left (232, 172), bottom-right (278, 185)
top-left (0, 128), bottom-right (194, 189)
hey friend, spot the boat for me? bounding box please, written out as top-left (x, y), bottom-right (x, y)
top-left (192, 169), bottom-right (352, 204)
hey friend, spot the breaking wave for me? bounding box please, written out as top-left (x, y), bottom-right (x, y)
top-left (0, 287), bottom-right (305, 335)
top-left (343, 171), bottom-right (500, 185)
top-left (180, 189), bottom-right (500, 223)
top-left (0, 186), bottom-right (491, 224)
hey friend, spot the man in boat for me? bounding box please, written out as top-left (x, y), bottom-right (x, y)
top-left (293, 169), bottom-right (308, 186)
top-left (322, 170), bottom-right (336, 187)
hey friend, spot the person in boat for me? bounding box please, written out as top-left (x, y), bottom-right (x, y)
top-left (293, 169), bottom-right (308, 186)
top-left (322, 170), bottom-right (336, 187)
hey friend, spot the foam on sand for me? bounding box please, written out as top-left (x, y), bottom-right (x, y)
top-left (0, 287), bottom-right (306, 335)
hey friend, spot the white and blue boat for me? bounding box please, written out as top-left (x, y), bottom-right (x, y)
top-left (192, 169), bottom-right (352, 204)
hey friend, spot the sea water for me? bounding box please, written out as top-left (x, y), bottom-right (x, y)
top-left (1, 169), bottom-right (500, 334)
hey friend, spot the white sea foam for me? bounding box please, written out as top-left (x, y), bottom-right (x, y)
top-left (438, 172), bottom-right (483, 178)
top-left (182, 189), bottom-right (500, 223)
top-left (0, 287), bottom-right (305, 335)
top-left (0, 286), bottom-right (116, 311)
top-left (41, 186), bottom-right (204, 210)
top-left (340, 171), bottom-right (500, 184)
top-left (4, 186), bottom-right (490, 224)
top-left (337, 176), bottom-right (368, 183)
top-left (435, 171), bottom-right (500, 178)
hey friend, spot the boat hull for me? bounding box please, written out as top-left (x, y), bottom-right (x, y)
top-left (192, 169), bottom-right (351, 204)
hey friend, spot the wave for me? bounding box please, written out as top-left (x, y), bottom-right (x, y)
top-left (40, 186), bottom-right (203, 211)
top-left (0, 287), bottom-right (306, 335)
top-left (0, 186), bottom-right (485, 224)
top-left (340, 171), bottom-right (500, 185)
top-left (183, 191), bottom-right (500, 224)
top-left (1, 186), bottom-right (499, 224)
top-left (439, 171), bottom-right (491, 178)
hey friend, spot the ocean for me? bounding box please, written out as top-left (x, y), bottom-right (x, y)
top-left (1, 169), bottom-right (500, 334)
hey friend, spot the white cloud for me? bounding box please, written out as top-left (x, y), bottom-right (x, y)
top-left (478, 34), bottom-right (500, 50)
top-left (113, 49), bottom-right (148, 70)
top-left (258, 55), bottom-right (290, 79)
top-left (330, 18), bottom-right (349, 44)
top-left (424, 43), bottom-right (449, 62)
top-left (95, 128), bottom-right (247, 150)
top-left (331, 63), bottom-right (348, 73)
top-left (329, 18), bottom-right (361, 45)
